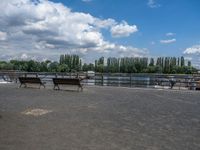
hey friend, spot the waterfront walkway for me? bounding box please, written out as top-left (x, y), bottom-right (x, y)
top-left (0, 84), bottom-right (200, 150)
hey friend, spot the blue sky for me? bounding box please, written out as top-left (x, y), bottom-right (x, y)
top-left (54, 0), bottom-right (200, 56)
top-left (0, 0), bottom-right (200, 67)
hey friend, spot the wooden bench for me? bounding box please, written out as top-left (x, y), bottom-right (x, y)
top-left (18, 77), bottom-right (45, 88)
top-left (52, 78), bottom-right (83, 91)
top-left (196, 81), bottom-right (200, 90)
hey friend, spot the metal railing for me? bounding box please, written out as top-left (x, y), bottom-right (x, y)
top-left (0, 71), bottom-right (200, 90)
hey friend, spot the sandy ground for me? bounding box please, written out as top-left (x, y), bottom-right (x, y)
top-left (0, 84), bottom-right (200, 150)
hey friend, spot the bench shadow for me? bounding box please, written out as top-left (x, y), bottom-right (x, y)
top-left (18, 85), bottom-right (45, 89)
top-left (54, 89), bottom-right (82, 92)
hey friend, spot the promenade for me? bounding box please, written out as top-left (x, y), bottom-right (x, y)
top-left (0, 84), bottom-right (200, 150)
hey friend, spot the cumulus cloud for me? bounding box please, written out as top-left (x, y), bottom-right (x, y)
top-left (111, 21), bottom-right (138, 38)
top-left (114, 45), bottom-right (148, 58)
top-left (147, 0), bottom-right (161, 8)
top-left (183, 45), bottom-right (200, 69)
top-left (0, 0), bottom-right (146, 62)
top-left (183, 45), bottom-right (200, 54)
top-left (95, 18), bottom-right (116, 29)
top-left (160, 38), bottom-right (176, 44)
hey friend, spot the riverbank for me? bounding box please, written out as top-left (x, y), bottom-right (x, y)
top-left (0, 84), bottom-right (200, 150)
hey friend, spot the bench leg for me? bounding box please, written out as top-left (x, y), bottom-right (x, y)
top-left (77, 86), bottom-right (80, 92)
top-left (40, 83), bottom-right (45, 88)
top-left (54, 84), bottom-right (60, 90)
top-left (79, 85), bottom-right (83, 92)
top-left (19, 83), bottom-right (27, 88)
top-left (19, 83), bottom-right (22, 88)
top-left (19, 83), bottom-right (26, 88)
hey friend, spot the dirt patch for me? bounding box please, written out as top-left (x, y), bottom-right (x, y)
top-left (21, 108), bottom-right (52, 117)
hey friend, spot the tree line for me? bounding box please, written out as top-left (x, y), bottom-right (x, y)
top-left (0, 54), bottom-right (197, 74)
top-left (82, 56), bottom-right (197, 74)
top-left (0, 55), bottom-right (82, 72)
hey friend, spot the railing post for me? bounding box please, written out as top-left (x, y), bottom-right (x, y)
top-left (130, 73), bottom-right (132, 87)
top-left (86, 72), bottom-right (88, 85)
top-left (101, 73), bottom-right (104, 86)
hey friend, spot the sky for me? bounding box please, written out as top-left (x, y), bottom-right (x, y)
top-left (0, 0), bottom-right (200, 67)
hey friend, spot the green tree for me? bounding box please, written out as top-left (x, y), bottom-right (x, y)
top-left (49, 62), bottom-right (59, 72)
top-left (149, 58), bottom-right (154, 66)
top-left (181, 56), bottom-right (185, 67)
top-left (57, 64), bottom-right (69, 72)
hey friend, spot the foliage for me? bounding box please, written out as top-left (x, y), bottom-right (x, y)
top-left (0, 55), bottom-right (198, 74)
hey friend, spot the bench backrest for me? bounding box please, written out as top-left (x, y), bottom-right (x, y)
top-left (19, 77), bottom-right (42, 84)
top-left (196, 80), bottom-right (200, 88)
top-left (53, 78), bottom-right (81, 85)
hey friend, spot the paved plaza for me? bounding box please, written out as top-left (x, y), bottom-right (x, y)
top-left (0, 84), bottom-right (200, 150)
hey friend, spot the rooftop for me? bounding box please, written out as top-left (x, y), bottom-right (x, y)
top-left (0, 84), bottom-right (200, 150)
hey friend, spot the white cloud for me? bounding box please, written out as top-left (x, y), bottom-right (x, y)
top-left (35, 41), bottom-right (55, 49)
top-left (0, 31), bottom-right (7, 41)
top-left (111, 21), bottom-right (138, 38)
top-left (95, 18), bottom-right (116, 29)
top-left (82, 0), bottom-right (92, 2)
top-left (115, 45), bottom-right (148, 58)
top-left (0, 0), bottom-right (146, 61)
top-left (160, 38), bottom-right (176, 44)
top-left (183, 45), bottom-right (200, 54)
top-left (183, 45), bottom-right (200, 69)
top-left (21, 53), bottom-right (29, 60)
top-left (184, 57), bottom-right (192, 61)
top-left (166, 32), bottom-right (175, 36)
top-left (11, 53), bottom-right (48, 61)
top-left (147, 0), bottom-right (161, 8)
